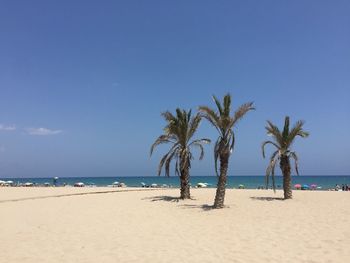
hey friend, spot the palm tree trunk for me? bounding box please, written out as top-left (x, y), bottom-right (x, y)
top-left (213, 153), bottom-right (229, 208)
top-left (180, 160), bottom-right (191, 199)
top-left (280, 155), bottom-right (292, 199)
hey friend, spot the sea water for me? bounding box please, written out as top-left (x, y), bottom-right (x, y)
top-left (1, 176), bottom-right (349, 190)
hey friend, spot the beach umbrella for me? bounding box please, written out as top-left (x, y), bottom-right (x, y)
top-left (294, 184), bottom-right (302, 189)
top-left (310, 184), bottom-right (317, 189)
top-left (301, 184), bottom-right (310, 190)
top-left (197, 182), bottom-right (208, 188)
top-left (238, 184), bottom-right (245, 189)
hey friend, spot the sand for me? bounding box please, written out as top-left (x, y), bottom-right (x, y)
top-left (0, 187), bottom-right (349, 263)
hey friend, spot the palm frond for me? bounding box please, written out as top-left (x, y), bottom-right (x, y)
top-left (161, 111), bottom-right (176, 122)
top-left (265, 150), bottom-right (279, 191)
top-left (195, 143), bottom-right (205, 160)
top-left (150, 135), bottom-right (176, 156)
top-left (223, 93), bottom-right (231, 117)
top-left (198, 106), bottom-right (221, 134)
top-left (175, 108), bottom-right (184, 121)
top-left (286, 120), bottom-right (303, 144)
top-left (212, 95), bottom-right (223, 115)
top-left (164, 150), bottom-right (178, 177)
top-left (187, 113), bottom-right (202, 140)
top-left (189, 138), bottom-right (211, 146)
top-left (286, 120), bottom-right (309, 147)
top-left (228, 130), bottom-right (235, 153)
top-left (190, 140), bottom-right (210, 160)
top-left (187, 109), bottom-right (192, 123)
top-left (232, 102), bottom-right (255, 126)
top-left (282, 116), bottom-right (290, 140)
top-left (289, 151), bottom-right (299, 175)
top-left (213, 137), bottom-right (223, 176)
top-left (157, 144), bottom-right (179, 176)
top-left (261, 140), bottom-right (280, 158)
top-left (158, 152), bottom-right (170, 176)
top-left (298, 131), bottom-right (309, 137)
top-left (266, 120), bottom-right (284, 146)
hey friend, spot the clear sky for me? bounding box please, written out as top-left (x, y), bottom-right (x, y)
top-left (0, 0), bottom-right (349, 178)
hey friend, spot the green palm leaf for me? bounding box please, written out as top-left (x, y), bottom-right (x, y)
top-left (151, 108), bottom-right (210, 177)
top-left (262, 116), bottom-right (309, 196)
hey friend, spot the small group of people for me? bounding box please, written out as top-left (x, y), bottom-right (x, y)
top-left (335, 184), bottom-right (349, 191)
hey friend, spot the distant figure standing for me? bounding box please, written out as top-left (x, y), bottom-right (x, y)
top-left (342, 184), bottom-right (345, 191)
top-left (53, 177), bottom-right (59, 187)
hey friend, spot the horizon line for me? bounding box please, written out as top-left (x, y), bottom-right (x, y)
top-left (1, 174), bottom-right (350, 179)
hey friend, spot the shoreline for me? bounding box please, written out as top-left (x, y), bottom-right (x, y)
top-left (1, 184), bottom-right (348, 191)
top-left (2, 175), bottom-right (349, 191)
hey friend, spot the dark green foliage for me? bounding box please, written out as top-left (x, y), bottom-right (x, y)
top-left (150, 109), bottom-right (210, 178)
top-left (262, 116), bottom-right (309, 192)
top-left (199, 94), bottom-right (255, 176)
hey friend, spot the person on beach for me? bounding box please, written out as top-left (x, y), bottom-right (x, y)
top-left (53, 177), bottom-right (58, 187)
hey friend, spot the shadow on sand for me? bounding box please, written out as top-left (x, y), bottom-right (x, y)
top-left (0, 188), bottom-right (159, 204)
top-left (179, 204), bottom-right (215, 211)
top-left (143, 196), bottom-right (217, 210)
top-left (250, 196), bottom-right (285, 201)
top-left (144, 195), bottom-right (183, 202)
top-left (144, 196), bottom-right (229, 211)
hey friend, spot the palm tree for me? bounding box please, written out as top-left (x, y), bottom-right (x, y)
top-left (262, 116), bottom-right (309, 199)
top-left (199, 94), bottom-right (254, 208)
top-left (150, 108), bottom-right (210, 199)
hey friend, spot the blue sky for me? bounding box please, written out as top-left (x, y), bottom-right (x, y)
top-left (0, 0), bottom-right (349, 177)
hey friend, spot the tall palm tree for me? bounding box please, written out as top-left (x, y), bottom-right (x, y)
top-left (262, 116), bottom-right (309, 199)
top-left (199, 94), bottom-right (254, 208)
top-left (150, 108), bottom-right (210, 199)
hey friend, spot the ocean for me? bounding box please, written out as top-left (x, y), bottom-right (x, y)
top-left (1, 176), bottom-right (349, 190)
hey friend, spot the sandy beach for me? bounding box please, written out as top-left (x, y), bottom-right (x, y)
top-left (0, 187), bottom-right (349, 263)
